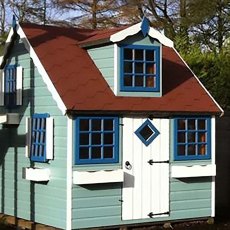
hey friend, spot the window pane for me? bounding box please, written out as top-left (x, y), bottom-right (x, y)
top-left (124, 61), bottom-right (132, 73)
top-left (178, 145), bottom-right (185, 156)
top-left (178, 119), bottom-right (186, 130)
top-left (146, 63), bottom-right (155, 74)
top-left (80, 119), bottom-right (89, 131)
top-left (135, 63), bottom-right (143, 73)
top-left (146, 50), bottom-right (154, 61)
top-left (198, 119), bottom-right (206, 130)
top-left (104, 147), bottom-right (113, 158)
top-left (198, 144), bottom-right (206, 155)
top-left (188, 144), bottom-right (196, 155)
top-left (198, 132), bottom-right (206, 142)
top-left (80, 133), bottom-right (89, 145)
top-left (104, 133), bottom-right (113, 144)
top-left (188, 132), bottom-right (196, 143)
top-left (124, 48), bottom-right (132, 60)
top-left (188, 119), bottom-right (195, 130)
top-left (139, 125), bottom-right (153, 141)
top-left (104, 119), bottom-right (113, 131)
top-left (91, 147), bottom-right (101, 159)
top-left (135, 75), bottom-right (143, 87)
top-left (124, 75), bottom-right (132, 86)
top-left (92, 133), bottom-right (101, 145)
top-left (146, 76), bottom-right (155, 87)
top-left (135, 49), bottom-right (143, 60)
top-left (79, 147), bottom-right (89, 159)
top-left (178, 132), bottom-right (185, 143)
top-left (92, 119), bottom-right (101, 131)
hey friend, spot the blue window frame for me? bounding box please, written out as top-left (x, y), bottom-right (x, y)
top-left (75, 117), bottom-right (119, 164)
top-left (4, 65), bottom-right (17, 108)
top-left (30, 113), bottom-right (50, 162)
top-left (120, 45), bottom-right (160, 92)
top-left (135, 119), bottom-right (160, 146)
top-left (174, 117), bottom-right (211, 160)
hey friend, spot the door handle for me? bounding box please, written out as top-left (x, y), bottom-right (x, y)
top-left (125, 161), bottom-right (132, 170)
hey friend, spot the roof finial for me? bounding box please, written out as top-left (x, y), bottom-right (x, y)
top-left (12, 15), bottom-right (17, 29)
top-left (141, 17), bottom-right (150, 37)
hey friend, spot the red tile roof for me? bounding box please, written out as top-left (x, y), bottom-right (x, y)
top-left (21, 23), bottom-right (222, 115)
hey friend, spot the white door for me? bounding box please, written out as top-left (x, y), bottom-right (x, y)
top-left (122, 118), bottom-right (170, 220)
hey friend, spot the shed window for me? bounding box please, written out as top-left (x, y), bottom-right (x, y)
top-left (174, 117), bottom-right (211, 160)
top-left (26, 113), bottom-right (54, 162)
top-left (135, 119), bottom-right (160, 146)
top-left (75, 117), bottom-right (119, 164)
top-left (120, 45), bottom-right (160, 92)
top-left (0, 65), bottom-right (23, 107)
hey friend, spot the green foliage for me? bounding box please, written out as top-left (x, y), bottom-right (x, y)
top-left (181, 46), bottom-right (230, 111)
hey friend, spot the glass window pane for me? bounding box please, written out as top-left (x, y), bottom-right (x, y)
top-left (146, 63), bottom-right (155, 74)
top-left (104, 119), bottom-right (113, 131)
top-left (135, 63), bottom-right (143, 73)
top-left (188, 119), bottom-right (195, 130)
top-left (92, 133), bottom-right (101, 145)
top-left (104, 147), bottom-right (113, 158)
top-left (79, 147), bottom-right (89, 159)
top-left (198, 119), bottom-right (206, 130)
top-left (198, 132), bottom-right (206, 142)
top-left (124, 48), bottom-right (132, 60)
top-left (135, 49), bottom-right (143, 60)
top-left (198, 144), bottom-right (206, 155)
top-left (146, 50), bottom-right (154, 61)
top-left (146, 76), bottom-right (155, 87)
top-left (178, 119), bottom-right (186, 130)
top-left (139, 125), bottom-right (153, 141)
top-left (80, 119), bottom-right (89, 131)
top-left (91, 147), bottom-right (101, 159)
top-left (124, 75), bottom-right (132, 86)
top-left (80, 133), bottom-right (89, 145)
top-left (104, 133), bottom-right (113, 144)
top-left (188, 132), bottom-right (196, 143)
top-left (92, 119), bottom-right (101, 131)
top-left (135, 75), bottom-right (143, 87)
top-left (124, 61), bottom-right (132, 73)
top-left (178, 132), bottom-right (185, 143)
top-left (188, 144), bottom-right (196, 155)
top-left (178, 145), bottom-right (185, 156)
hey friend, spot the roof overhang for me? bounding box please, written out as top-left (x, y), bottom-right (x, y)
top-left (110, 17), bottom-right (174, 47)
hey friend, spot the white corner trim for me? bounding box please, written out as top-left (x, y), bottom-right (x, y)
top-left (114, 44), bottom-right (118, 95)
top-left (173, 48), bottom-right (224, 116)
top-left (66, 116), bottom-right (73, 230)
top-left (211, 117), bottom-right (216, 165)
top-left (110, 22), bottom-right (174, 48)
top-left (16, 25), bottom-right (67, 115)
top-left (211, 176), bottom-right (215, 217)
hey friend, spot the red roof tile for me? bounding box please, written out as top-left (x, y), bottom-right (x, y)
top-left (21, 23), bottom-right (222, 115)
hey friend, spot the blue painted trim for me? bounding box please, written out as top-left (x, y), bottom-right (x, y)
top-left (135, 119), bottom-right (160, 146)
top-left (12, 15), bottom-right (17, 29)
top-left (30, 113), bottom-right (50, 163)
top-left (74, 116), bottom-right (119, 165)
top-left (120, 44), bottom-right (160, 92)
top-left (141, 17), bottom-right (150, 37)
top-left (173, 117), bottom-right (211, 161)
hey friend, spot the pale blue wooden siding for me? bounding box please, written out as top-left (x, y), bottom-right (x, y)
top-left (87, 45), bottom-right (114, 91)
top-left (0, 38), bottom-right (67, 229)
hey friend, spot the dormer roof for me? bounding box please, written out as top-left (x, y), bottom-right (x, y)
top-left (1, 22), bottom-right (223, 115)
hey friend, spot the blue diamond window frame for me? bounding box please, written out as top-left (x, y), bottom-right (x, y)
top-left (135, 119), bottom-right (160, 146)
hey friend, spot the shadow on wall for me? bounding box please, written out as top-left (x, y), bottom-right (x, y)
top-left (216, 111), bottom-right (230, 219)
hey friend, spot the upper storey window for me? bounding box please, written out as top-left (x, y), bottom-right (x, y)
top-left (120, 45), bottom-right (160, 92)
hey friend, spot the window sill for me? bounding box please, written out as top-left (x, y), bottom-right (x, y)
top-left (73, 169), bottom-right (124, 185)
top-left (0, 113), bottom-right (19, 125)
top-left (171, 164), bottom-right (216, 178)
top-left (22, 167), bottom-right (50, 182)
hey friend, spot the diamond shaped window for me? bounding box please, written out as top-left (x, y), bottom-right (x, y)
top-left (135, 119), bottom-right (160, 146)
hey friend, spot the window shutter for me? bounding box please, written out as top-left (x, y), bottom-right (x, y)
top-left (46, 117), bottom-right (54, 160)
top-left (16, 66), bottom-right (23, 106)
top-left (0, 69), bottom-right (4, 106)
top-left (25, 117), bottom-right (31, 158)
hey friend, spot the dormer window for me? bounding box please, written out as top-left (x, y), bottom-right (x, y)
top-left (120, 45), bottom-right (160, 92)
